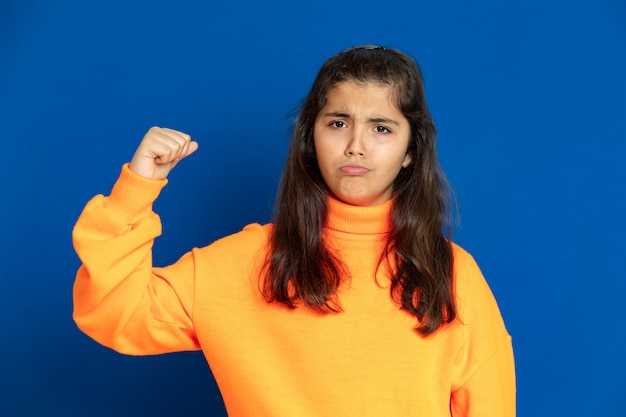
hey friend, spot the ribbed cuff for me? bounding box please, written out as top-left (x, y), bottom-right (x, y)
top-left (104, 163), bottom-right (168, 224)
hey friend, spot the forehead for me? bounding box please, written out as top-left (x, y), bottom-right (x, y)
top-left (322, 81), bottom-right (401, 112)
top-left (318, 81), bottom-right (404, 118)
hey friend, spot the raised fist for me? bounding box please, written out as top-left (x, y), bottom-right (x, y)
top-left (129, 127), bottom-right (198, 180)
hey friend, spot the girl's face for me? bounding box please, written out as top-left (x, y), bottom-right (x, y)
top-left (313, 81), bottom-right (412, 206)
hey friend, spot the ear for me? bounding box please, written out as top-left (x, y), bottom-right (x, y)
top-left (401, 152), bottom-right (412, 168)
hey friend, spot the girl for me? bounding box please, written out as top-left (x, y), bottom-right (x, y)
top-left (73, 45), bottom-right (515, 416)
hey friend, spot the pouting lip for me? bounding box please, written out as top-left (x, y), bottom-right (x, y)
top-left (339, 164), bottom-right (371, 175)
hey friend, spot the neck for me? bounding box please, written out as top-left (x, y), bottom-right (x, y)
top-left (325, 196), bottom-right (393, 235)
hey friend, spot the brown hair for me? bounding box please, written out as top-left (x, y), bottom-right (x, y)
top-left (262, 46), bottom-right (457, 335)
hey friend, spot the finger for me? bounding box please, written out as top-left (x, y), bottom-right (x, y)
top-left (161, 128), bottom-right (192, 149)
top-left (145, 129), bottom-right (189, 164)
top-left (171, 140), bottom-right (198, 163)
top-left (156, 128), bottom-right (196, 160)
top-left (157, 128), bottom-right (194, 161)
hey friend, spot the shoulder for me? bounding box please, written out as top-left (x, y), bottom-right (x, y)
top-left (450, 242), bottom-right (484, 295)
top-left (450, 242), bottom-right (486, 287)
top-left (450, 242), bottom-right (479, 272)
top-left (196, 223), bottom-right (274, 259)
top-left (186, 223), bottom-right (275, 285)
top-left (449, 242), bottom-right (506, 329)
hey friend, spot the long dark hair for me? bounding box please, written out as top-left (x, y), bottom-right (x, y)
top-left (262, 46), bottom-right (457, 335)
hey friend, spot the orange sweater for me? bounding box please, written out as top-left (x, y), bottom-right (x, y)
top-left (73, 164), bottom-right (515, 417)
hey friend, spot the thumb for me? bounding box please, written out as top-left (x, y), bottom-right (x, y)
top-left (186, 140), bottom-right (199, 158)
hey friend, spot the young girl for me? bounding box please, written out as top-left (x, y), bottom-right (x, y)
top-left (73, 46), bottom-right (515, 416)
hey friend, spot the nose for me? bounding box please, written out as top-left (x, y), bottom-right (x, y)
top-left (345, 127), bottom-right (366, 157)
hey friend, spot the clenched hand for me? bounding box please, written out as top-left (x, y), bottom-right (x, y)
top-left (129, 127), bottom-right (199, 180)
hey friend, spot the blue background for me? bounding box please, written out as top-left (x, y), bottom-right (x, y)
top-left (1, 0), bottom-right (625, 415)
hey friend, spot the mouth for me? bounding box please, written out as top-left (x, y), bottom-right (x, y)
top-left (340, 164), bottom-right (371, 175)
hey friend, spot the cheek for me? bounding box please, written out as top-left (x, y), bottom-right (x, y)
top-left (312, 142), bottom-right (329, 181)
top-left (313, 137), bottom-right (334, 166)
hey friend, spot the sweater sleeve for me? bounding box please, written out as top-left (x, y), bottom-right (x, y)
top-left (72, 164), bottom-right (200, 355)
top-left (450, 246), bottom-right (516, 417)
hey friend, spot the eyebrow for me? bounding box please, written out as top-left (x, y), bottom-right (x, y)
top-left (321, 112), bottom-right (401, 126)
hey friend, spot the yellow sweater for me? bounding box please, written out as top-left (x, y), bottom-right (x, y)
top-left (73, 164), bottom-right (515, 416)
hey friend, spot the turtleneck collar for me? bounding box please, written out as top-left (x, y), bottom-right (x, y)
top-left (325, 196), bottom-right (393, 235)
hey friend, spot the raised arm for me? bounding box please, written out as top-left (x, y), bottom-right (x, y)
top-left (72, 127), bottom-right (200, 355)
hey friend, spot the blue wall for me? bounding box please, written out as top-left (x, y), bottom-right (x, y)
top-left (2, 0), bottom-right (625, 415)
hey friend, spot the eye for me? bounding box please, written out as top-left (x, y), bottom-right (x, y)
top-left (375, 125), bottom-right (391, 133)
top-left (329, 121), bottom-right (347, 128)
